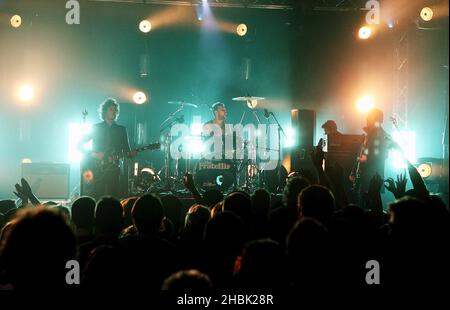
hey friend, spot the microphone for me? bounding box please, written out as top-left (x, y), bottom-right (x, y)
top-left (264, 109), bottom-right (270, 119)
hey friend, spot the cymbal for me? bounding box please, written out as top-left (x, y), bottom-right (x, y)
top-left (232, 96), bottom-right (265, 101)
top-left (168, 101), bottom-right (198, 108)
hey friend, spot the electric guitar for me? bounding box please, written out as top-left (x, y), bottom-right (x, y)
top-left (350, 135), bottom-right (367, 192)
top-left (83, 142), bottom-right (161, 177)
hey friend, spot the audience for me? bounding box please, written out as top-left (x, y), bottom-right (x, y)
top-left (0, 158), bottom-right (448, 295)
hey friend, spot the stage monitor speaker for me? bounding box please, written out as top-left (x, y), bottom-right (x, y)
top-left (290, 109), bottom-right (316, 172)
top-left (22, 163), bottom-right (70, 200)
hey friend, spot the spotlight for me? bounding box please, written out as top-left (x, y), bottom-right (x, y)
top-left (196, 5), bottom-right (204, 21)
top-left (133, 91), bottom-right (147, 104)
top-left (18, 84), bottom-right (34, 102)
top-left (357, 95), bottom-right (374, 113)
top-left (68, 123), bottom-right (92, 163)
top-left (417, 162), bottom-right (432, 178)
top-left (358, 26), bottom-right (372, 39)
top-left (420, 7), bottom-right (433, 21)
top-left (10, 14), bottom-right (22, 28)
top-left (237, 24), bottom-right (247, 36)
top-left (416, 158), bottom-right (445, 181)
top-left (139, 20), bottom-right (152, 33)
top-left (21, 158), bottom-right (32, 164)
top-left (185, 136), bottom-right (204, 156)
top-left (389, 131), bottom-right (416, 169)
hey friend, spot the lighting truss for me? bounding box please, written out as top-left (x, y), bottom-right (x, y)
top-left (88, 0), bottom-right (372, 11)
top-left (88, 0), bottom-right (295, 10)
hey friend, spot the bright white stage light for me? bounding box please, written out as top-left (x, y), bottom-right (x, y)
top-left (358, 26), bottom-right (372, 39)
top-left (133, 91), bottom-right (147, 104)
top-left (68, 123), bottom-right (92, 163)
top-left (18, 84), bottom-right (34, 102)
top-left (420, 7), bottom-right (433, 21)
top-left (11, 14), bottom-right (22, 28)
top-left (388, 130), bottom-right (416, 169)
top-left (237, 24), bottom-right (248, 36)
top-left (357, 96), bottom-right (375, 113)
top-left (139, 20), bottom-right (152, 33)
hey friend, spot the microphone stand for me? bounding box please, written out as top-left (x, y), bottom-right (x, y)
top-left (249, 108), bottom-right (263, 190)
top-left (160, 104), bottom-right (184, 130)
top-left (268, 111), bottom-right (286, 187)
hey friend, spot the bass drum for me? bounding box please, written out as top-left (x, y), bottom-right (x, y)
top-left (194, 159), bottom-right (235, 192)
top-left (262, 164), bottom-right (288, 193)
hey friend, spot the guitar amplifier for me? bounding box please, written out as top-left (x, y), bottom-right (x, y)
top-left (326, 134), bottom-right (364, 154)
top-left (22, 163), bottom-right (70, 200)
top-left (325, 134), bottom-right (364, 186)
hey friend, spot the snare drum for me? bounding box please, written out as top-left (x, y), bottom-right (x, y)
top-left (194, 159), bottom-right (235, 192)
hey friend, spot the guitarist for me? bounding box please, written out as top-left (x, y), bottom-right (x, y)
top-left (350, 108), bottom-right (394, 206)
top-left (81, 98), bottom-right (137, 199)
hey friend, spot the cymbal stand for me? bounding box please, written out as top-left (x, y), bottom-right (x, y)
top-left (159, 107), bottom-right (184, 192)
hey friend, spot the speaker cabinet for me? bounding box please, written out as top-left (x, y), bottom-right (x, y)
top-left (22, 163), bottom-right (70, 200)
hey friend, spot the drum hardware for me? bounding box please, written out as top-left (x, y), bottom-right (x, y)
top-left (168, 101), bottom-right (198, 108)
top-left (232, 96), bottom-right (267, 190)
top-left (158, 103), bottom-right (188, 192)
top-left (232, 96), bottom-right (265, 109)
top-left (130, 166), bottom-right (161, 194)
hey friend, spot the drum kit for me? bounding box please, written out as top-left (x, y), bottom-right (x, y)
top-left (130, 96), bottom-right (287, 195)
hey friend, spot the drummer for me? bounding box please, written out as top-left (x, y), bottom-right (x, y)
top-left (202, 102), bottom-right (232, 160)
top-left (204, 102), bottom-right (227, 130)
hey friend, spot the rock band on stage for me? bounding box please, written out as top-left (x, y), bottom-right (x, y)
top-left (79, 97), bottom-right (395, 206)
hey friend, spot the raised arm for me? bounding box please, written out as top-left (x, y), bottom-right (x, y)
top-left (14, 178), bottom-right (40, 207)
top-left (406, 160), bottom-right (429, 199)
top-left (183, 173), bottom-right (204, 205)
top-left (310, 138), bottom-right (333, 190)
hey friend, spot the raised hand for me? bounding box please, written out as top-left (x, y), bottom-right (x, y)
top-left (406, 160), bottom-right (429, 199)
top-left (14, 182), bottom-right (28, 201)
top-left (384, 173), bottom-right (407, 199)
top-left (14, 178), bottom-right (40, 206)
top-left (395, 172), bottom-right (407, 198)
top-left (384, 177), bottom-right (397, 196)
top-left (20, 178), bottom-right (33, 198)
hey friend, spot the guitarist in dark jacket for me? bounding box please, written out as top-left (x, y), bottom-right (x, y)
top-left (81, 98), bottom-right (137, 199)
top-left (350, 108), bottom-right (395, 208)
